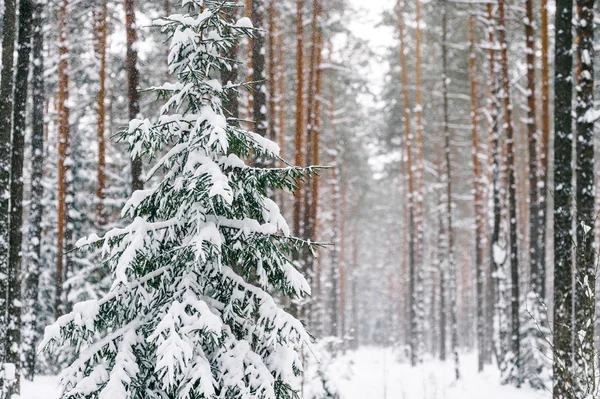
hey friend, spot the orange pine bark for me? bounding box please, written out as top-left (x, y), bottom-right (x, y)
top-left (293, 0), bottom-right (305, 237)
top-left (95, 2), bottom-right (107, 225)
top-left (56, 0), bottom-right (70, 319)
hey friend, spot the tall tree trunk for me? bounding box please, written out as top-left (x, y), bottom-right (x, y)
top-left (468, 11), bottom-right (484, 374)
top-left (0, 0), bottom-right (16, 369)
top-left (397, 0), bottom-right (417, 367)
top-left (95, 1), bottom-right (108, 226)
top-left (574, 0), bottom-right (595, 394)
top-left (552, 2), bottom-right (574, 395)
top-left (497, 0), bottom-right (520, 383)
top-left (523, 0), bottom-right (542, 299)
top-left (485, 3), bottom-right (505, 366)
top-left (56, 0), bottom-right (70, 320)
top-left (267, 0), bottom-right (277, 141)
top-left (277, 21), bottom-right (285, 169)
top-left (293, 0), bottom-right (305, 239)
top-left (251, 0), bottom-right (267, 139)
top-left (7, 0), bottom-right (34, 393)
top-left (22, 0), bottom-right (46, 381)
top-left (413, 0), bottom-right (426, 365)
top-left (538, 0), bottom-right (550, 302)
top-left (552, 2), bottom-right (575, 396)
top-left (125, 0), bottom-right (144, 192)
top-left (442, 1), bottom-right (459, 379)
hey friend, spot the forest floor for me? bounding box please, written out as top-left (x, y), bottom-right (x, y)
top-left (329, 347), bottom-right (549, 399)
top-left (20, 347), bottom-right (549, 398)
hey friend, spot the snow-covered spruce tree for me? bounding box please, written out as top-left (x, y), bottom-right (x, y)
top-left (40, 2), bottom-right (317, 397)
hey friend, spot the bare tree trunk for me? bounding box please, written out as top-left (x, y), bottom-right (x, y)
top-left (267, 0), bottom-right (277, 141)
top-left (467, 11), bottom-right (484, 374)
top-left (125, 0), bottom-right (144, 192)
top-left (251, 0), bottom-right (267, 139)
top-left (497, 0), bottom-right (520, 383)
top-left (293, 0), bottom-right (305, 239)
top-left (95, 1), bottom-right (108, 226)
top-left (56, 0), bottom-right (71, 320)
top-left (413, 0), bottom-right (426, 365)
top-left (441, 1), bottom-right (459, 379)
top-left (574, 0), bottom-right (595, 394)
top-left (552, 0), bottom-right (574, 394)
top-left (538, 0), bottom-right (550, 303)
top-left (0, 0), bottom-right (16, 369)
top-left (523, 0), bottom-right (542, 300)
top-left (6, 0), bottom-right (34, 393)
top-left (22, 0), bottom-right (46, 381)
top-left (397, 0), bottom-right (417, 367)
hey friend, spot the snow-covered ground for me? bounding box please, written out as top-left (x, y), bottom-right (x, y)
top-left (330, 347), bottom-right (550, 399)
top-left (20, 347), bottom-right (550, 398)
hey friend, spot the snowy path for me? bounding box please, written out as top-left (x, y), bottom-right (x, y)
top-left (331, 347), bottom-right (550, 399)
top-left (21, 347), bottom-right (550, 399)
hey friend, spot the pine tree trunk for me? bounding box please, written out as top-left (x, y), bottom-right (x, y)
top-left (441, 2), bottom-right (459, 378)
top-left (552, 0), bottom-right (574, 394)
top-left (267, 0), bottom-right (277, 141)
top-left (56, 0), bottom-right (71, 320)
top-left (95, 1), bottom-right (108, 226)
top-left (523, 0), bottom-right (542, 299)
top-left (277, 23), bottom-right (285, 168)
top-left (0, 0), bottom-right (16, 368)
top-left (293, 0), bottom-right (305, 239)
top-left (538, 0), bottom-right (550, 302)
top-left (6, 0), bottom-right (34, 393)
top-left (574, 0), bottom-right (595, 393)
top-left (22, 0), bottom-right (45, 381)
top-left (497, 0), bottom-right (520, 383)
top-left (467, 11), bottom-right (484, 374)
top-left (125, 0), bottom-right (144, 192)
top-left (413, 0), bottom-right (426, 365)
top-left (485, 3), bottom-right (504, 366)
top-left (222, 8), bottom-right (239, 126)
top-left (251, 0), bottom-right (267, 139)
top-left (397, 0), bottom-right (417, 367)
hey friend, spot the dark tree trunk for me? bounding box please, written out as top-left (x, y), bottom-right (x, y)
top-left (22, 0), bottom-right (46, 381)
top-left (125, 0), bottom-right (144, 192)
top-left (552, 0), bottom-right (574, 396)
top-left (7, 0), bottom-right (34, 393)
top-left (574, 0), bottom-right (595, 394)
top-left (0, 0), bottom-right (16, 369)
top-left (524, 0), bottom-right (542, 300)
top-left (497, 0), bottom-right (520, 383)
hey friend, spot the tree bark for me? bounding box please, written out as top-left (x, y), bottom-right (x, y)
top-left (574, 0), bottom-right (595, 394)
top-left (0, 0), bottom-right (16, 367)
top-left (22, 0), bottom-right (46, 381)
top-left (251, 0), bottom-right (267, 139)
top-left (125, 0), bottom-right (144, 192)
top-left (497, 0), bottom-right (520, 382)
top-left (397, 0), bottom-right (418, 367)
top-left (523, 0), bottom-right (542, 299)
top-left (95, 1), bottom-right (108, 226)
top-left (293, 0), bottom-right (305, 238)
top-left (538, 0), bottom-right (550, 303)
top-left (7, 0), bottom-right (34, 392)
top-left (552, 0), bottom-right (574, 396)
top-left (467, 11), bottom-right (484, 374)
top-left (56, 0), bottom-right (70, 320)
